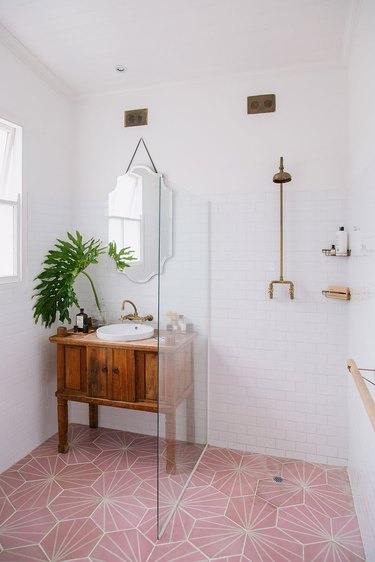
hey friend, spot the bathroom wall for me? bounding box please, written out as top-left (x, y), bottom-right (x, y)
top-left (347, 0), bottom-right (375, 556)
top-left (72, 63), bottom-right (349, 463)
top-left (0, 42), bottom-right (73, 472)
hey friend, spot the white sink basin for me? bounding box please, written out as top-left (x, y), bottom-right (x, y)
top-left (96, 323), bottom-right (154, 342)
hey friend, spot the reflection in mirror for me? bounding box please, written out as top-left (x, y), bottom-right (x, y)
top-left (108, 165), bottom-right (172, 283)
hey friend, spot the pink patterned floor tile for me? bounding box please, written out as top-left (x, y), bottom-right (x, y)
top-left (305, 484), bottom-right (355, 518)
top-left (282, 461), bottom-right (327, 488)
top-left (157, 461), bottom-right (193, 486)
top-left (278, 504), bottom-right (332, 544)
top-left (0, 426), bottom-right (366, 560)
top-left (49, 487), bottom-right (102, 520)
top-left (0, 507), bottom-right (56, 549)
top-left (189, 468), bottom-right (213, 487)
top-left (136, 477), bottom-right (182, 511)
top-left (0, 498), bottom-right (15, 525)
top-left (138, 506), bottom-right (195, 543)
top-left (19, 456), bottom-right (66, 482)
top-left (178, 485), bottom-right (229, 520)
top-left (330, 515), bottom-right (366, 559)
top-left (327, 468), bottom-right (352, 494)
top-left (92, 494), bottom-right (147, 532)
top-left (256, 477), bottom-right (304, 507)
top-left (90, 528), bottom-right (153, 562)
top-left (130, 456), bottom-right (157, 480)
top-left (56, 462), bottom-right (102, 489)
top-left (189, 515), bottom-right (247, 558)
top-left (93, 429), bottom-right (137, 452)
top-left (9, 478), bottom-right (63, 511)
top-left (148, 540), bottom-right (208, 562)
top-left (0, 471), bottom-right (24, 498)
top-left (41, 518), bottom-right (102, 561)
top-left (128, 434), bottom-right (158, 458)
top-left (191, 513), bottom-right (303, 561)
top-left (61, 427), bottom-right (102, 464)
top-left (0, 544), bottom-right (49, 561)
top-left (30, 435), bottom-right (59, 458)
top-left (240, 453), bottom-right (284, 479)
top-left (92, 469), bottom-right (142, 498)
top-left (242, 526), bottom-right (303, 562)
top-left (93, 448), bottom-right (137, 471)
top-left (211, 555), bottom-right (251, 562)
top-left (199, 448), bottom-right (243, 473)
top-left (304, 540), bottom-right (366, 561)
top-left (226, 495), bottom-right (277, 530)
top-left (211, 466), bottom-right (258, 497)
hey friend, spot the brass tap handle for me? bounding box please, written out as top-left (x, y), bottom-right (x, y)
top-left (121, 300), bottom-right (138, 315)
top-left (268, 282), bottom-right (274, 299)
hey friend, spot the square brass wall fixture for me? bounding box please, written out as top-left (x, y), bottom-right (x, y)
top-left (247, 94), bottom-right (276, 114)
top-left (124, 108), bottom-right (148, 127)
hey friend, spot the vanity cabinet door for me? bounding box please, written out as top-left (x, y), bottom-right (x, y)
top-left (87, 347), bottom-right (136, 403)
top-left (134, 351), bottom-right (158, 402)
top-left (62, 345), bottom-right (87, 393)
top-left (111, 349), bottom-right (135, 402)
top-left (88, 347), bottom-right (109, 399)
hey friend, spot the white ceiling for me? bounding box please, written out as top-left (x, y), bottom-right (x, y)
top-left (0, 0), bottom-right (357, 98)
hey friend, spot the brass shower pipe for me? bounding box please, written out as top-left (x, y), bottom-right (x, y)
top-left (268, 157), bottom-right (295, 300)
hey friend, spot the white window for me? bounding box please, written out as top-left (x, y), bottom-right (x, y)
top-left (0, 117), bottom-right (22, 284)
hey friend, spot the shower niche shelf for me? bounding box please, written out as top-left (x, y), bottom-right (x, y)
top-left (322, 286), bottom-right (351, 301)
top-left (322, 248), bottom-right (351, 258)
top-left (322, 248), bottom-right (351, 257)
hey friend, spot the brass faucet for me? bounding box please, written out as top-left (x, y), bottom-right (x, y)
top-left (120, 300), bottom-right (153, 322)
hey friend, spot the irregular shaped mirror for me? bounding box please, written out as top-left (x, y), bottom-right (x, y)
top-left (108, 165), bottom-right (172, 283)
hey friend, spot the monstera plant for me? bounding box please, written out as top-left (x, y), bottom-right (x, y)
top-left (32, 231), bottom-right (135, 328)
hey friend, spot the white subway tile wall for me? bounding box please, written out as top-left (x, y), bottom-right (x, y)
top-left (346, 1), bottom-right (375, 556)
top-left (209, 189), bottom-right (348, 464)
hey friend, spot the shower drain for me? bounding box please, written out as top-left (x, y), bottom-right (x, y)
top-left (273, 476), bottom-right (284, 483)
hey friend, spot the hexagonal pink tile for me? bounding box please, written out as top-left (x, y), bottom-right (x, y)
top-left (90, 528), bottom-right (153, 562)
top-left (41, 518), bottom-right (102, 561)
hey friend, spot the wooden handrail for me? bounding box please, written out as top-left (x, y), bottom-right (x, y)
top-left (347, 358), bottom-right (375, 431)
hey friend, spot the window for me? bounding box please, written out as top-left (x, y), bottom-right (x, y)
top-left (0, 117), bottom-right (22, 283)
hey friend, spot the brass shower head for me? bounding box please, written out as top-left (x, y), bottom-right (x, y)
top-left (273, 156), bottom-right (292, 184)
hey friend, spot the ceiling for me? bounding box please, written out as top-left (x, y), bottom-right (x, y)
top-left (0, 0), bottom-right (357, 97)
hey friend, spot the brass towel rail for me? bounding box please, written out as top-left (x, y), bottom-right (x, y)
top-left (347, 358), bottom-right (375, 431)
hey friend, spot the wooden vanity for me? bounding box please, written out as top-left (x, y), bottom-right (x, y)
top-left (49, 329), bottom-right (195, 470)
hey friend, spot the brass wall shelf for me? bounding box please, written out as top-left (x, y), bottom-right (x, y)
top-left (322, 286), bottom-right (351, 300)
top-left (322, 249), bottom-right (351, 257)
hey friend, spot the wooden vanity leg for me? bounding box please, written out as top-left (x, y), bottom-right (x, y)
top-left (57, 398), bottom-right (69, 453)
top-left (89, 404), bottom-right (98, 428)
top-left (165, 410), bottom-right (176, 474)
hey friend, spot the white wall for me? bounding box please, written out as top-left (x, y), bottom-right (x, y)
top-left (72, 64), bottom-right (349, 464)
top-left (347, 0), bottom-right (375, 557)
top-left (0, 43), bottom-right (73, 472)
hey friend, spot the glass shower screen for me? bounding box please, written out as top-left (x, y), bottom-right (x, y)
top-left (157, 186), bottom-right (209, 538)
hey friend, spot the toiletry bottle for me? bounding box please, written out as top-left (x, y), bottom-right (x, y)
top-left (330, 244), bottom-right (336, 256)
top-left (335, 226), bottom-right (348, 256)
top-left (76, 308), bottom-right (88, 332)
top-left (171, 311), bottom-right (178, 331)
top-left (350, 226), bottom-right (362, 256)
top-left (178, 314), bottom-right (186, 332)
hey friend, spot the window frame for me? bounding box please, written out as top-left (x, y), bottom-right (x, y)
top-left (0, 117), bottom-right (23, 285)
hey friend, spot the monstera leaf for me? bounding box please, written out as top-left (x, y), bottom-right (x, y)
top-left (108, 241), bottom-right (137, 271)
top-left (32, 231), bottom-right (134, 328)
